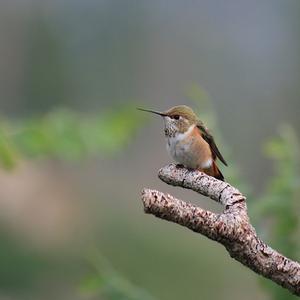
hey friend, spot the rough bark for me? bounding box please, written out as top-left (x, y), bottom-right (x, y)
top-left (141, 163), bottom-right (300, 296)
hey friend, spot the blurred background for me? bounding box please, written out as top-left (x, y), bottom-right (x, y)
top-left (0, 0), bottom-right (300, 299)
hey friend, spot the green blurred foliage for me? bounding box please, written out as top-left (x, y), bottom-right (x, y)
top-left (251, 124), bottom-right (300, 300)
top-left (80, 251), bottom-right (155, 300)
top-left (0, 127), bottom-right (19, 169)
top-left (0, 105), bottom-right (143, 169)
top-left (0, 105), bottom-right (150, 299)
top-left (0, 230), bottom-right (47, 291)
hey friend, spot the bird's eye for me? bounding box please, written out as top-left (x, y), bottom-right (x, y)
top-left (173, 115), bottom-right (180, 120)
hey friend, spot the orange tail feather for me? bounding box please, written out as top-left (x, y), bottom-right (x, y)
top-left (202, 161), bottom-right (225, 181)
top-left (212, 161), bottom-right (225, 181)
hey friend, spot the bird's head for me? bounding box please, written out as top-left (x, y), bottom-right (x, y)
top-left (137, 105), bottom-right (198, 136)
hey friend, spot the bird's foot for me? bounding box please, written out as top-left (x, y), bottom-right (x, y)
top-left (175, 164), bottom-right (185, 169)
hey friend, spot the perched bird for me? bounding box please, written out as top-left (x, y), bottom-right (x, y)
top-left (138, 105), bottom-right (227, 181)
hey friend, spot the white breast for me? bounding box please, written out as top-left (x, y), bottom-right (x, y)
top-left (166, 125), bottom-right (196, 167)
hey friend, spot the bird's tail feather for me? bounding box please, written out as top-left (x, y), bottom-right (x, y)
top-left (213, 162), bottom-right (225, 181)
top-left (202, 161), bottom-right (225, 181)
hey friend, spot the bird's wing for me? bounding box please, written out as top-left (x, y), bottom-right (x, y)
top-left (197, 122), bottom-right (228, 166)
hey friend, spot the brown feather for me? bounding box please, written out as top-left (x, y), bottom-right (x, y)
top-left (197, 123), bottom-right (228, 166)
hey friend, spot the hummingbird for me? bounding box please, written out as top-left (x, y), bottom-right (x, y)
top-left (138, 105), bottom-right (227, 181)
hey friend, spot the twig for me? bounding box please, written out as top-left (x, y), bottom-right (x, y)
top-left (141, 163), bottom-right (300, 296)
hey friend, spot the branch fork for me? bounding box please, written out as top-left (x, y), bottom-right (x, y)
top-left (141, 163), bottom-right (300, 296)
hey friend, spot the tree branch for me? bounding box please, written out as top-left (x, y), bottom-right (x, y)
top-left (141, 163), bottom-right (300, 296)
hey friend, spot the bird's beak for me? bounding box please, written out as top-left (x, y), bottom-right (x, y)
top-left (136, 108), bottom-right (167, 117)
